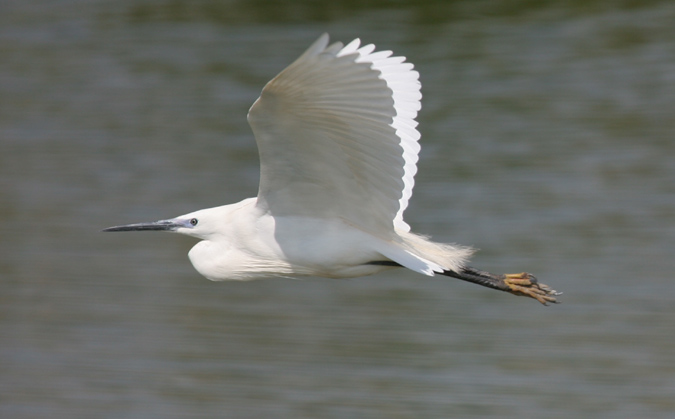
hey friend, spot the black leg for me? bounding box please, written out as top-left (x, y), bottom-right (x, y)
top-left (441, 266), bottom-right (560, 305)
top-left (366, 261), bottom-right (560, 305)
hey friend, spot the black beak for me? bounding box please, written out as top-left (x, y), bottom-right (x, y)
top-left (102, 219), bottom-right (183, 232)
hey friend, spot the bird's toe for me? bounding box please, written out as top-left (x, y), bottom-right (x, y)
top-left (503, 272), bottom-right (561, 306)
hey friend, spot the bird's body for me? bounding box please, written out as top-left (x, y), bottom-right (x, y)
top-left (179, 197), bottom-right (470, 281)
top-left (105, 34), bottom-right (559, 304)
top-left (182, 198), bottom-right (393, 281)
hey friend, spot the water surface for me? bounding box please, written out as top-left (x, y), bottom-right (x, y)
top-left (2, 1), bottom-right (675, 418)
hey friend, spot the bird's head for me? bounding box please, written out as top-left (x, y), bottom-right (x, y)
top-left (102, 207), bottom-right (222, 240)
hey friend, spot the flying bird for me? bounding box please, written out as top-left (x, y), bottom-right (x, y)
top-left (104, 34), bottom-right (559, 305)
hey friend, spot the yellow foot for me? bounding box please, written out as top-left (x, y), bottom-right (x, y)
top-left (503, 272), bottom-right (560, 305)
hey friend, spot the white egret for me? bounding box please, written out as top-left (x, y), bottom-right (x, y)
top-left (104, 34), bottom-right (559, 305)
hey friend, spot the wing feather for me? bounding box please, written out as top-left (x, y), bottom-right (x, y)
top-left (248, 34), bottom-right (421, 237)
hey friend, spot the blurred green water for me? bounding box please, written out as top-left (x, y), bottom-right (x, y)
top-left (2, 1), bottom-right (675, 418)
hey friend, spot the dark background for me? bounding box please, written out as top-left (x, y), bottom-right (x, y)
top-left (2, 1), bottom-right (674, 417)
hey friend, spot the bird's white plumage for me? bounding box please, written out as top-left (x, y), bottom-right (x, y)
top-left (103, 34), bottom-right (563, 304)
top-left (248, 33), bottom-right (421, 236)
top-left (105, 34), bottom-right (474, 282)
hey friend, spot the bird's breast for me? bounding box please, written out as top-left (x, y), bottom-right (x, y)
top-left (187, 213), bottom-right (393, 281)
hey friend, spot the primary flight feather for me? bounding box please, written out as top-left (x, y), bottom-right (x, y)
top-left (104, 34), bottom-right (559, 305)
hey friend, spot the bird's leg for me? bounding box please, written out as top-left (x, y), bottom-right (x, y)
top-left (441, 266), bottom-right (560, 305)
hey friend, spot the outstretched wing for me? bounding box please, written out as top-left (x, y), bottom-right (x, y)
top-left (248, 34), bottom-right (421, 237)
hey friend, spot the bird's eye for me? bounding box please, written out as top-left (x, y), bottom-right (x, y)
top-left (190, 218), bottom-right (198, 226)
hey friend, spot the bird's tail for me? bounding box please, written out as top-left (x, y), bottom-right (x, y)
top-left (375, 231), bottom-right (474, 276)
